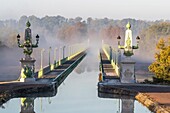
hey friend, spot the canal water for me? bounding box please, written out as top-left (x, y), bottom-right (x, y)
top-left (0, 52), bottom-right (152, 113)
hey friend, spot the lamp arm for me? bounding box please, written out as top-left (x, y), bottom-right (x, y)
top-left (118, 45), bottom-right (125, 49)
top-left (32, 44), bottom-right (38, 48)
top-left (32, 40), bottom-right (39, 48)
top-left (132, 45), bottom-right (139, 49)
top-left (17, 41), bottom-right (24, 48)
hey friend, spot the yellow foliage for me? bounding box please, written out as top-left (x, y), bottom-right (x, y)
top-left (149, 38), bottom-right (170, 80)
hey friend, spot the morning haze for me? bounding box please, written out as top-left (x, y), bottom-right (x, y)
top-left (0, 0), bottom-right (170, 20)
top-left (0, 1), bottom-right (170, 113)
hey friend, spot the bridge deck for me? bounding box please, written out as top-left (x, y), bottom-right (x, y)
top-left (99, 46), bottom-right (170, 112)
top-left (100, 49), bottom-right (119, 79)
top-left (40, 52), bottom-right (84, 79)
top-left (0, 51), bottom-right (86, 102)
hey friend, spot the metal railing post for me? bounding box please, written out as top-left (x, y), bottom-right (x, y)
top-left (49, 47), bottom-right (52, 66)
top-left (40, 48), bottom-right (45, 69)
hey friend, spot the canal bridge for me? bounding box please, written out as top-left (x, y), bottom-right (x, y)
top-left (0, 22), bottom-right (170, 113)
top-left (98, 43), bottom-right (170, 113)
top-left (0, 21), bottom-right (89, 99)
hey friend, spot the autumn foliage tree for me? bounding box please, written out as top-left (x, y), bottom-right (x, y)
top-left (149, 38), bottom-right (170, 81)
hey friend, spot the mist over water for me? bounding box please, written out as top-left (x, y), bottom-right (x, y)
top-left (0, 50), bottom-right (152, 113)
top-left (0, 36), bottom-right (154, 82)
top-left (0, 16), bottom-right (159, 82)
top-left (0, 47), bottom-right (22, 81)
top-left (0, 17), bottom-right (155, 113)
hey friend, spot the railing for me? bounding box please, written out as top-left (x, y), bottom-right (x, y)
top-left (34, 43), bottom-right (88, 78)
top-left (102, 44), bottom-right (121, 76)
top-left (53, 51), bottom-right (86, 86)
top-left (99, 51), bottom-right (105, 81)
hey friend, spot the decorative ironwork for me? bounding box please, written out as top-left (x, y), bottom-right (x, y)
top-left (117, 22), bottom-right (140, 57)
top-left (17, 21), bottom-right (39, 59)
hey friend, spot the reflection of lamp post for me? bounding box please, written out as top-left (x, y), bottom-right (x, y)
top-left (49, 47), bottom-right (52, 66)
top-left (20, 98), bottom-right (35, 113)
top-left (121, 99), bottom-right (134, 113)
top-left (40, 49), bottom-right (45, 69)
top-left (17, 21), bottom-right (40, 82)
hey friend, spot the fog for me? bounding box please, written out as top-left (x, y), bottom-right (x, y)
top-left (0, 16), bottom-right (160, 82)
top-left (0, 35), bottom-right (154, 82)
top-left (0, 47), bottom-right (21, 81)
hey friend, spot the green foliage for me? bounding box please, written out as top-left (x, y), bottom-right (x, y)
top-left (149, 38), bottom-right (170, 81)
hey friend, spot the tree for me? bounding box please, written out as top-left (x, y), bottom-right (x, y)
top-left (149, 38), bottom-right (170, 80)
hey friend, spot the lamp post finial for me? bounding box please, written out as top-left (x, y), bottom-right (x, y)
top-left (26, 21), bottom-right (31, 28)
top-left (126, 22), bottom-right (131, 29)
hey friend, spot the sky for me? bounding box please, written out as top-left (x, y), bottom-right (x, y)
top-left (0, 0), bottom-right (170, 21)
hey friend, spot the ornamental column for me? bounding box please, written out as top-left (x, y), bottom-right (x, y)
top-left (17, 21), bottom-right (39, 82)
top-left (117, 22), bottom-right (140, 83)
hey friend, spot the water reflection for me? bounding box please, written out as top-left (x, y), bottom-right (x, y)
top-left (0, 48), bottom-right (152, 113)
top-left (0, 89), bottom-right (57, 113)
top-left (20, 98), bottom-right (35, 113)
top-left (0, 72), bottom-right (152, 113)
top-left (19, 97), bottom-right (54, 113)
top-left (121, 99), bottom-right (134, 113)
top-left (98, 92), bottom-right (152, 113)
top-left (75, 49), bottom-right (99, 74)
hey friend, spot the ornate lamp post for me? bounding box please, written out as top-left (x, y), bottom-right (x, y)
top-left (17, 21), bottom-right (39, 82)
top-left (117, 22), bottom-right (140, 57)
top-left (117, 22), bottom-right (140, 83)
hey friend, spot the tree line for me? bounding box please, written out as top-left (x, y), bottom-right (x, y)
top-left (0, 15), bottom-right (151, 47)
top-left (0, 15), bottom-right (169, 81)
top-left (0, 15), bottom-right (170, 56)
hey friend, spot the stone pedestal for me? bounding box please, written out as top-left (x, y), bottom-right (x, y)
top-left (20, 58), bottom-right (36, 82)
top-left (120, 57), bottom-right (136, 83)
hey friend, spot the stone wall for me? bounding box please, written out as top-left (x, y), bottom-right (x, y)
top-left (135, 93), bottom-right (169, 113)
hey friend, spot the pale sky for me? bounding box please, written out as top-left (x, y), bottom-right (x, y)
top-left (0, 0), bottom-right (169, 20)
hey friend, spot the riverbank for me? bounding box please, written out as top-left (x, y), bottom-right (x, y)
top-left (136, 93), bottom-right (170, 113)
